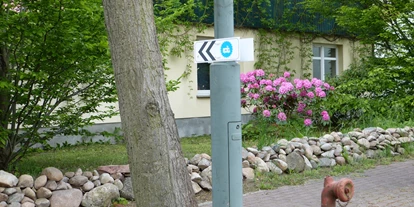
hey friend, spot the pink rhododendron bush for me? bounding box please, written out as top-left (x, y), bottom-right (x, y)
top-left (241, 69), bottom-right (335, 127)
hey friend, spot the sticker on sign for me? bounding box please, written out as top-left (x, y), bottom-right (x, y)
top-left (194, 37), bottom-right (240, 63)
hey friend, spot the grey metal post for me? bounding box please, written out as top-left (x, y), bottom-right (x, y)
top-left (211, 0), bottom-right (243, 206)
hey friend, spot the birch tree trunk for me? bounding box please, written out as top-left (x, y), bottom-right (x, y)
top-left (102, 1), bottom-right (197, 206)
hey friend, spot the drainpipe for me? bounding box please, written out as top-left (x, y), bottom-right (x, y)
top-left (321, 176), bottom-right (354, 207)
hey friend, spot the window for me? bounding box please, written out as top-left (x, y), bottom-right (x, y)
top-left (196, 36), bottom-right (213, 97)
top-left (312, 45), bottom-right (338, 81)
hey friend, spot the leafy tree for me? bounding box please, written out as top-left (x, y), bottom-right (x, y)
top-left (0, 0), bottom-right (117, 170)
top-left (304, 0), bottom-right (414, 123)
top-left (102, 0), bottom-right (197, 206)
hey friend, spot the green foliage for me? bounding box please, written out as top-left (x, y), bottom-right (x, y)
top-left (0, 0), bottom-right (118, 170)
top-left (112, 197), bottom-right (129, 206)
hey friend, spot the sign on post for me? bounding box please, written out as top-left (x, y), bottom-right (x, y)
top-left (194, 37), bottom-right (254, 63)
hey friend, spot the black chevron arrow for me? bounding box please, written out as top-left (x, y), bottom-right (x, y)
top-left (206, 41), bottom-right (215, 61)
top-left (198, 42), bottom-right (208, 61)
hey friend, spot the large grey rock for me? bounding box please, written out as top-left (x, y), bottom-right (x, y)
top-left (81, 183), bottom-right (120, 207)
top-left (286, 152), bottom-right (305, 173)
top-left (0, 171), bottom-right (18, 188)
top-left (41, 167), bottom-right (63, 182)
top-left (34, 175), bottom-right (47, 189)
top-left (17, 175), bottom-right (33, 188)
top-left (8, 192), bottom-right (24, 203)
top-left (35, 198), bottom-right (50, 207)
top-left (49, 189), bottom-right (82, 207)
top-left (119, 177), bottom-right (134, 200)
top-left (319, 158), bottom-right (336, 167)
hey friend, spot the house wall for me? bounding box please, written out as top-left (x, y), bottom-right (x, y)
top-left (88, 27), bottom-right (362, 138)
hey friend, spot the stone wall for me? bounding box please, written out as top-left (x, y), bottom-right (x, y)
top-left (0, 126), bottom-right (413, 206)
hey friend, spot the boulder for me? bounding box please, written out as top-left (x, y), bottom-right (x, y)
top-left (17, 175), bottom-right (34, 188)
top-left (286, 152), bottom-right (305, 173)
top-left (41, 167), bottom-right (63, 182)
top-left (49, 189), bottom-right (82, 207)
top-left (34, 175), bottom-right (47, 189)
top-left (0, 171), bottom-right (18, 188)
top-left (81, 183), bottom-right (120, 207)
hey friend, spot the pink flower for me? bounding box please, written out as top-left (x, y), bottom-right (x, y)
top-left (272, 105), bottom-right (276, 108)
top-left (299, 90), bottom-right (307, 97)
top-left (263, 110), bottom-right (271, 117)
top-left (303, 79), bottom-right (312, 89)
top-left (253, 107), bottom-right (258, 113)
top-left (241, 99), bottom-right (246, 106)
top-left (313, 79), bottom-right (323, 87)
top-left (322, 113), bottom-right (330, 121)
top-left (241, 88), bottom-right (245, 93)
top-left (247, 84), bottom-right (253, 89)
top-left (248, 75), bottom-right (256, 82)
top-left (248, 93), bottom-right (254, 98)
top-left (279, 86), bottom-right (288, 94)
top-left (252, 83), bottom-right (259, 89)
top-left (330, 86), bottom-right (335, 91)
top-left (265, 80), bottom-right (273, 85)
top-left (277, 112), bottom-right (287, 121)
top-left (295, 79), bottom-right (303, 89)
top-left (259, 79), bottom-right (267, 85)
top-left (307, 92), bottom-right (315, 98)
top-left (315, 87), bottom-right (323, 93)
top-left (283, 71), bottom-right (291, 78)
top-left (240, 74), bottom-right (249, 83)
top-left (247, 71), bottom-right (255, 76)
top-left (252, 93), bottom-right (260, 100)
top-left (281, 82), bottom-right (294, 91)
top-left (265, 85), bottom-right (274, 92)
top-left (321, 110), bottom-right (328, 115)
top-left (317, 91), bottom-right (326, 98)
top-left (304, 119), bottom-right (312, 126)
top-left (306, 110), bottom-right (312, 116)
top-left (323, 83), bottom-right (330, 89)
top-left (255, 69), bottom-right (265, 77)
top-left (297, 103), bottom-right (306, 112)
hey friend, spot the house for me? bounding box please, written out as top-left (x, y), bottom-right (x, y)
top-left (48, 1), bottom-right (366, 146)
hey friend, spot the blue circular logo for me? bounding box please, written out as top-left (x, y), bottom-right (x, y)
top-left (221, 41), bottom-right (233, 58)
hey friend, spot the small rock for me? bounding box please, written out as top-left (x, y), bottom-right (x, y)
top-left (22, 202), bottom-right (35, 207)
top-left (69, 176), bottom-right (89, 187)
top-left (45, 180), bottom-right (57, 191)
top-left (191, 181), bottom-right (202, 194)
top-left (242, 168), bottom-right (255, 180)
top-left (272, 159), bottom-right (288, 171)
top-left (321, 150), bottom-right (335, 158)
top-left (255, 157), bottom-right (269, 173)
top-left (319, 158), bottom-right (335, 167)
top-left (7, 202), bottom-right (20, 207)
top-left (0, 193), bottom-right (7, 202)
top-left (90, 176), bottom-right (100, 181)
top-left (3, 187), bottom-right (16, 195)
top-left (99, 173), bottom-right (114, 184)
top-left (311, 145), bottom-right (322, 155)
top-left (0, 201), bottom-right (6, 207)
top-left (119, 177), bottom-right (133, 200)
top-left (35, 198), bottom-right (50, 207)
top-left (242, 160), bottom-right (250, 168)
top-left (75, 168), bottom-right (83, 176)
top-left (200, 153), bottom-right (211, 160)
top-left (303, 156), bottom-right (312, 170)
top-left (22, 188), bottom-right (36, 200)
top-left (83, 171), bottom-right (93, 179)
top-left (114, 179), bottom-right (123, 191)
top-left (0, 171), bottom-right (18, 188)
top-left (198, 158), bottom-right (211, 170)
top-left (302, 144), bottom-right (313, 159)
top-left (190, 173), bottom-right (202, 183)
top-left (21, 196), bottom-right (34, 204)
top-left (278, 154), bottom-right (287, 162)
top-left (17, 175), bottom-right (34, 188)
top-left (246, 147), bottom-right (259, 155)
top-left (82, 181), bottom-right (95, 192)
top-left (189, 154), bottom-right (202, 165)
top-left (7, 192), bottom-right (24, 204)
top-left (266, 162), bottom-right (283, 174)
top-left (34, 175), bottom-right (47, 190)
top-left (50, 189), bottom-right (82, 207)
top-left (335, 157), bottom-right (346, 165)
top-left (320, 143), bottom-right (332, 151)
top-left (64, 172), bottom-right (75, 178)
top-left (358, 138), bottom-right (370, 149)
top-left (323, 134), bottom-right (334, 142)
top-left (36, 187), bottom-right (52, 199)
top-left (199, 180), bottom-right (212, 191)
top-left (56, 180), bottom-right (68, 190)
top-left (341, 137), bottom-right (352, 146)
top-left (93, 180), bottom-right (101, 188)
top-left (41, 167), bottom-right (63, 182)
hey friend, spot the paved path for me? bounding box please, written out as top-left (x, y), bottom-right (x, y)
top-left (199, 159), bottom-right (414, 207)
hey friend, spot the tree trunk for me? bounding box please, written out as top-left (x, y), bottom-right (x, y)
top-left (102, 1), bottom-right (197, 207)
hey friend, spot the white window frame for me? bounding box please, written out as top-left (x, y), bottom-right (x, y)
top-left (312, 44), bottom-right (339, 81)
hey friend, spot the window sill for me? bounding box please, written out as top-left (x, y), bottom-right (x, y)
top-left (196, 90), bottom-right (210, 98)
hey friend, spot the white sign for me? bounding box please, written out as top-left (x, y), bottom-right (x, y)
top-left (194, 37), bottom-right (240, 63)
